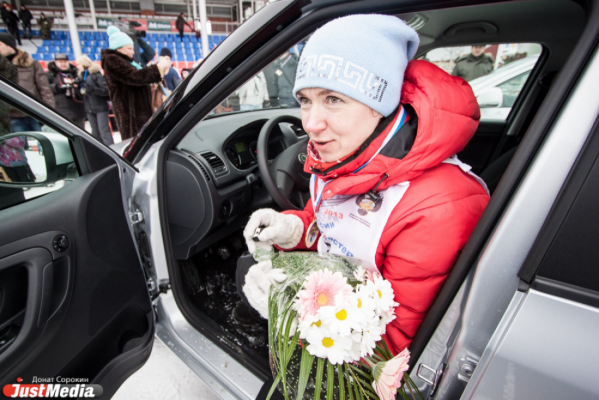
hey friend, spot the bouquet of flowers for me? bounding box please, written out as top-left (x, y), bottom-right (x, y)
top-left (257, 249), bottom-right (422, 400)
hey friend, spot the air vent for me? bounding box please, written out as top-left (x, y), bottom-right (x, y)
top-left (187, 154), bottom-right (211, 181)
top-left (290, 125), bottom-right (308, 138)
top-left (200, 151), bottom-right (228, 176)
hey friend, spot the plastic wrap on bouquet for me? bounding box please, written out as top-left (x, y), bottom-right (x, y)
top-left (258, 248), bottom-right (423, 400)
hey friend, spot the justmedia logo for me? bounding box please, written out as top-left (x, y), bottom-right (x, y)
top-left (3, 377), bottom-right (103, 398)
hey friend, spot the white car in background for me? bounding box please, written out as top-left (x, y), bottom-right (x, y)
top-left (471, 54), bottom-right (540, 121)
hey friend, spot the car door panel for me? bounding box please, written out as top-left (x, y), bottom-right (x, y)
top-left (0, 164), bottom-right (152, 396)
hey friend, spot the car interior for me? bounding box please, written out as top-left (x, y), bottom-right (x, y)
top-left (160, 0), bottom-right (588, 381)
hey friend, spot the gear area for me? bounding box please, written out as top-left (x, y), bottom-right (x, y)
top-left (179, 232), bottom-right (270, 365)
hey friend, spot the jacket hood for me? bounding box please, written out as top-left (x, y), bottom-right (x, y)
top-left (305, 60), bottom-right (480, 196)
top-left (79, 62), bottom-right (102, 77)
top-left (12, 49), bottom-right (33, 68)
top-left (47, 61), bottom-right (78, 75)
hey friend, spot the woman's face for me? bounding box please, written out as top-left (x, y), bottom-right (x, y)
top-left (297, 88), bottom-right (382, 162)
top-left (116, 44), bottom-right (135, 59)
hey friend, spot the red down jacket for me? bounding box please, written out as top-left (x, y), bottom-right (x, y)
top-left (281, 60), bottom-right (490, 354)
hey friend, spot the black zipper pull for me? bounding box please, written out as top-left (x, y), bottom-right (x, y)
top-left (367, 173), bottom-right (389, 201)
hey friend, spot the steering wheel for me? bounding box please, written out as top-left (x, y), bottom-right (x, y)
top-left (257, 115), bottom-right (310, 210)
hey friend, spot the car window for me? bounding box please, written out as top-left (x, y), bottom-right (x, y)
top-left (0, 99), bottom-right (79, 211)
top-left (422, 43), bottom-right (542, 121)
top-left (209, 41), bottom-right (307, 116)
top-left (496, 70), bottom-right (531, 108)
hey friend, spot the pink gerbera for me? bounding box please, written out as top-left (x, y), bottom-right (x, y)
top-left (297, 268), bottom-right (353, 320)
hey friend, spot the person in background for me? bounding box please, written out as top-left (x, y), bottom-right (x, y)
top-left (181, 68), bottom-right (192, 80)
top-left (76, 56), bottom-right (113, 146)
top-left (37, 13), bottom-right (52, 40)
top-left (452, 44), bottom-right (494, 82)
top-left (47, 54), bottom-right (86, 129)
top-left (2, 2), bottom-right (21, 46)
top-left (271, 50), bottom-right (298, 107)
top-left (102, 26), bottom-right (170, 141)
top-left (18, 5), bottom-right (33, 40)
top-left (159, 47), bottom-right (181, 91)
top-left (133, 35), bottom-right (155, 68)
top-left (237, 71), bottom-right (269, 111)
top-left (0, 34), bottom-right (54, 131)
top-left (175, 13), bottom-right (193, 41)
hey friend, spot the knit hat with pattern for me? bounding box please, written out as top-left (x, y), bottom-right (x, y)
top-left (293, 15), bottom-right (419, 117)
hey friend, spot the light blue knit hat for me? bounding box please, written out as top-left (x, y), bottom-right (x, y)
top-left (107, 25), bottom-right (133, 50)
top-left (293, 15), bottom-right (419, 117)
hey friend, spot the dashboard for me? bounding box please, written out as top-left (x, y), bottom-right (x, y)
top-left (167, 108), bottom-right (304, 260)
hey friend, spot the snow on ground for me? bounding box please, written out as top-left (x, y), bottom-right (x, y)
top-left (112, 337), bottom-right (220, 400)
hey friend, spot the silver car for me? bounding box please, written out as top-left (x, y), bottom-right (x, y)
top-left (0, 0), bottom-right (598, 399)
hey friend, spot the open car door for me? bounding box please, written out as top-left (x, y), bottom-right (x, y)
top-left (0, 75), bottom-right (153, 398)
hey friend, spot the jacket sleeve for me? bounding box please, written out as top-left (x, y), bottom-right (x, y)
top-left (46, 70), bottom-right (63, 95)
top-left (138, 39), bottom-right (156, 66)
top-left (0, 55), bottom-right (18, 84)
top-left (35, 62), bottom-right (56, 107)
top-left (171, 68), bottom-right (182, 89)
top-left (380, 195), bottom-right (488, 354)
top-left (277, 198), bottom-right (319, 251)
top-left (104, 55), bottom-right (162, 87)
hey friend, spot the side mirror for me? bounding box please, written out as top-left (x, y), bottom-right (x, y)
top-left (476, 87), bottom-right (504, 108)
top-left (0, 132), bottom-right (74, 187)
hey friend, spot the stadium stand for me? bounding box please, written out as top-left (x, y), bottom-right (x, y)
top-left (31, 30), bottom-right (226, 64)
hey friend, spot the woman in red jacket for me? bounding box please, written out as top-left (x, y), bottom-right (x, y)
top-left (242, 14), bottom-right (489, 356)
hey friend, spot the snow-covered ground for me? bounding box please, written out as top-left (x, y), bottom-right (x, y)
top-left (112, 337), bottom-right (220, 400)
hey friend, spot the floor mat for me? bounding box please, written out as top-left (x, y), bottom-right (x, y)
top-left (181, 233), bottom-right (269, 362)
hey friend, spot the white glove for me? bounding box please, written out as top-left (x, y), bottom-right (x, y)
top-left (243, 208), bottom-right (304, 254)
top-left (242, 260), bottom-right (287, 319)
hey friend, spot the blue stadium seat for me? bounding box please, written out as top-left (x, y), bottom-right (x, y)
top-left (32, 53), bottom-right (41, 61)
top-left (42, 40), bottom-right (52, 46)
top-left (93, 32), bottom-right (102, 41)
top-left (182, 36), bottom-right (190, 43)
top-left (84, 32), bottom-right (93, 40)
top-left (43, 53), bottom-right (54, 61)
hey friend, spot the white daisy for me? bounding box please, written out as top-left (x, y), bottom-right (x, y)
top-left (319, 293), bottom-right (363, 336)
top-left (367, 274), bottom-right (398, 315)
top-left (305, 326), bottom-right (353, 365)
top-left (298, 313), bottom-right (327, 340)
top-left (378, 309), bottom-right (397, 331)
top-left (354, 284), bottom-right (377, 320)
top-left (360, 320), bottom-right (384, 357)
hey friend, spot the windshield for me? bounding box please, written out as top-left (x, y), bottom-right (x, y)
top-left (207, 42), bottom-right (306, 117)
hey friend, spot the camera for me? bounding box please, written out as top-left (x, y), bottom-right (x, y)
top-left (61, 83), bottom-right (73, 97)
top-left (112, 18), bottom-right (146, 41)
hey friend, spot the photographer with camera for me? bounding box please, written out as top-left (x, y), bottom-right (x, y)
top-left (47, 54), bottom-right (86, 129)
